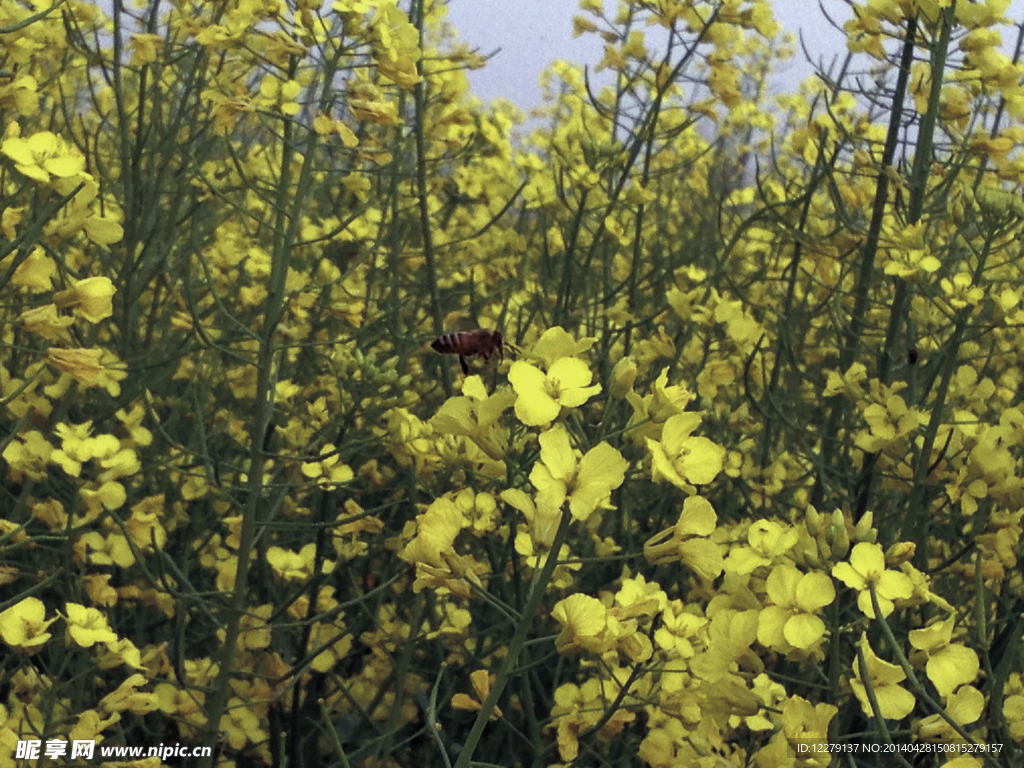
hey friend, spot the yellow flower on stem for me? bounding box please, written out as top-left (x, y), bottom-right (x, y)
top-left (528, 326), bottom-right (597, 370)
top-left (831, 542), bottom-right (913, 618)
top-left (99, 673), bottom-right (158, 716)
top-left (756, 564), bottom-right (835, 651)
top-left (64, 603), bottom-right (118, 648)
top-left (266, 543), bottom-right (320, 583)
top-left (430, 375), bottom-right (515, 461)
top-left (53, 276), bottom-right (116, 322)
top-left (850, 632), bottom-right (915, 720)
top-left (646, 412), bottom-right (725, 491)
top-left (501, 488), bottom-right (563, 564)
top-left (644, 496), bottom-right (723, 581)
top-left (398, 497), bottom-right (465, 569)
top-left (551, 593), bottom-right (616, 656)
top-left (300, 443), bottom-right (355, 488)
top-left (509, 358), bottom-right (601, 427)
top-left (20, 304), bottom-right (74, 340)
top-left (452, 669), bottom-right (502, 720)
top-left (45, 347), bottom-right (127, 395)
top-left (0, 597), bottom-right (55, 654)
top-left (530, 424), bottom-right (628, 522)
top-left (51, 421), bottom-right (119, 477)
top-left (1, 130), bottom-right (88, 188)
top-left (908, 616), bottom-right (980, 698)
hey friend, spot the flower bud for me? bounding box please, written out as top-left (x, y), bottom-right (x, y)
top-left (885, 541), bottom-right (916, 567)
top-left (854, 511), bottom-right (875, 542)
top-left (829, 509), bottom-right (850, 560)
top-left (805, 504), bottom-right (822, 537)
top-left (609, 357), bottom-right (638, 399)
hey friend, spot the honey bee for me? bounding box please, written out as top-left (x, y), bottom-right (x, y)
top-left (431, 329), bottom-right (506, 375)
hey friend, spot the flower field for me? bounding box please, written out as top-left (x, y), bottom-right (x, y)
top-left (0, 0), bottom-right (1022, 766)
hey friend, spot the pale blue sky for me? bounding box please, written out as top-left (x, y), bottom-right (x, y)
top-left (446, 0), bottom-right (1024, 110)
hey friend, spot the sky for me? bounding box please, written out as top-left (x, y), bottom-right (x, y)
top-left (445, 0), bottom-right (1024, 111)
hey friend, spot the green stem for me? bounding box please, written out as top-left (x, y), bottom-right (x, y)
top-left (452, 509), bottom-right (573, 768)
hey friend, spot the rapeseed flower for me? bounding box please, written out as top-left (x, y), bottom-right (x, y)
top-left (654, 600), bottom-right (708, 659)
top-left (64, 603), bottom-right (117, 648)
top-left (45, 347), bottom-right (127, 395)
top-left (53, 276), bottom-right (116, 322)
top-left (0, 597), bottom-right (55, 654)
top-left (551, 593), bottom-right (616, 656)
top-left (916, 685), bottom-right (984, 741)
top-left (530, 424), bottom-right (627, 521)
top-left (300, 443), bottom-right (355, 488)
top-left (645, 495), bottom-right (724, 581)
top-left (267, 543), bottom-right (323, 583)
top-left (20, 304), bottom-right (74, 339)
top-left (646, 412), bottom-right (725, 491)
top-left (908, 616), bottom-right (979, 698)
top-left (756, 564), bottom-right (835, 651)
top-left (831, 542), bottom-right (913, 618)
top-left (398, 497), bottom-right (464, 569)
top-left (51, 421), bottom-right (120, 477)
top-left (725, 519), bottom-right (800, 574)
top-left (1, 129), bottom-right (88, 189)
top-left (430, 375), bottom-right (515, 461)
top-left (528, 326), bottom-right (596, 369)
top-left (2, 430), bottom-right (53, 482)
top-left (452, 670), bottom-right (502, 720)
top-left (501, 487), bottom-right (562, 561)
top-left (99, 673), bottom-right (158, 716)
top-left (5, 246), bottom-right (55, 291)
top-left (509, 358), bottom-right (601, 427)
top-left (850, 632), bottom-right (915, 720)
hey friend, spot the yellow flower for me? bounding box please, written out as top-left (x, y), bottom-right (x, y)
top-left (0, 597), bottom-right (55, 654)
top-left (551, 593), bottom-right (615, 656)
top-left (609, 357), bottom-right (637, 398)
top-left (850, 632), bottom-right (915, 720)
top-left (646, 412), bottom-right (725, 491)
top-left (509, 358), bottom-right (601, 427)
top-left (300, 443), bottom-right (355, 488)
top-left (756, 565), bottom-right (835, 651)
top-left (528, 326), bottom-right (597, 370)
top-left (4, 245), bottom-right (55, 291)
top-left (398, 497), bottom-right (464, 569)
top-left (2, 430), bottom-right (53, 482)
top-left (266, 543), bottom-right (320, 583)
top-left (53, 277), bottom-right (116, 322)
top-left (76, 531), bottom-right (135, 567)
top-left (644, 495), bottom-right (723, 581)
top-left (51, 421), bottom-right (120, 477)
top-left (307, 621), bottom-right (353, 673)
top-left (501, 488), bottom-right (562, 562)
top-left (1, 130), bottom-right (88, 189)
top-left (430, 375), bottom-right (515, 461)
top-left (45, 347), bottom-right (127, 395)
top-left (20, 304), bottom-right (74, 340)
top-left (908, 616), bottom-right (980, 698)
top-left (99, 673), bottom-right (158, 716)
top-left (64, 603), bottom-right (118, 648)
top-left (530, 424), bottom-right (628, 521)
top-left (916, 685), bottom-right (984, 741)
top-left (724, 519), bottom-right (801, 574)
top-left (451, 669), bottom-right (502, 720)
top-left (116, 404), bottom-right (154, 447)
top-left (832, 542), bottom-right (914, 618)
top-left (655, 600), bottom-right (708, 659)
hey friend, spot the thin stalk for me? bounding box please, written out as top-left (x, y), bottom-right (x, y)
top-left (452, 509), bottom-right (573, 768)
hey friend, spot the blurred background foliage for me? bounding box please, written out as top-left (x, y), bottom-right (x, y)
top-left (0, 0), bottom-right (1023, 766)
